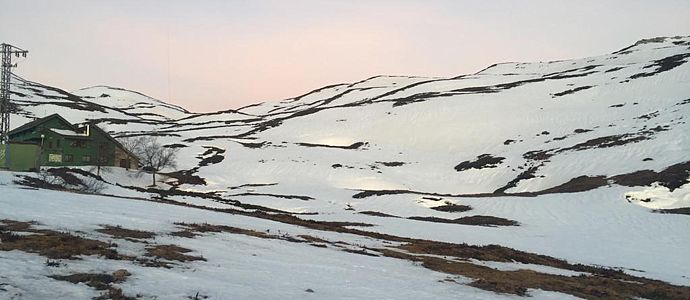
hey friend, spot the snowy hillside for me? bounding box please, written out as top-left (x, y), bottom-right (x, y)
top-left (2, 36), bottom-right (690, 299)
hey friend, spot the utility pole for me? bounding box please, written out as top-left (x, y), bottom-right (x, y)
top-left (0, 43), bottom-right (28, 169)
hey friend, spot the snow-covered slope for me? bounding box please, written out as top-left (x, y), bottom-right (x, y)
top-left (3, 36), bottom-right (690, 299)
top-left (74, 86), bottom-right (192, 121)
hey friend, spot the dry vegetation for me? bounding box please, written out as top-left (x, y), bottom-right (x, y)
top-left (51, 269), bottom-right (134, 300)
top-left (430, 203), bottom-right (472, 213)
top-left (96, 225), bottom-right (156, 241)
top-left (145, 245), bottom-right (206, 264)
top-left (0, 220), bottom-right (121, 260)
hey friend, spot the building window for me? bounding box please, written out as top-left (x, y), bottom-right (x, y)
top-left (82, 155), bottom-right (91, 163)
top-left (64, 154), bottom-right (74, 162)
top-left (70, 140), bottom-right (87, 148)
top-left (48, 141), bottom-right (53, 149)
top-left (48, 154), bottom-right (62, 162)
top-left (56, 139), bottom-right (61, 148)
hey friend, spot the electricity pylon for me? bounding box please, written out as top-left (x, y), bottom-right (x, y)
top-left (0, 43), bottom-right (28, 169)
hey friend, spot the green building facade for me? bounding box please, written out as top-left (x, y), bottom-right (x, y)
top-left (5, 114), bottom-right (138, 171)
top-left (0, 142), bottom-right (41, 171)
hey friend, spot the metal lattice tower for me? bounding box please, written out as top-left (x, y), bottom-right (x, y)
top-left (0, 43), bottom-right (28, 168)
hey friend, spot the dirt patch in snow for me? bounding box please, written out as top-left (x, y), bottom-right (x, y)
top-left (381, 240), bottom-right (690, 299)
top-left (96, 225), bottom-right (156, 241)
top-left (655, 207), bottom-right (690, 215)
top-left (145, 245), bottom-right (206, 264)
top-left (51, 273), bottom-right (116, 290)
top-left (226, 192), bottom-right (314, 201)
top-left (390, 250), bottom-right (690, 299)
top-left (629, 53), bottom-right (690, 79)
top-left (296, 141), bottom-right (368, 150)
top-left (358, 211), bottom-right (400, 218)
top-left (376, 161), bottom-right (406, 167)
top-left (0, 220), bottom-right (121, 260)
top-left (537, 175), bottom-right (609, 194)
top-left (408, 216), bottom-right (519, 227)
top-left (196, 146), bottom-right (225, 167)
top-left (494, 166), bottom-right (541, 194)
top-left (430, 203), bottom-right (472, 213)
top-left (164, 168), bottom-right (207, 187)
top-left (455, 154), bottom-right (505, 172)
top-left (611, 161), bottom-right (690, 191)
top-left (171, 222), bottom-right (282, 240)
top-left (51, 270), bottom-right (134, 299)
top-left (551, 85), bottom-right (593, 97)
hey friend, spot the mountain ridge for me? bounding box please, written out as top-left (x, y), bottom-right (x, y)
top-left (1, 35), bottom-right (690, 298)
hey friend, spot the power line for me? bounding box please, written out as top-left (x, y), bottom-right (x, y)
top-left (0, 43), bottom-right (28, 169)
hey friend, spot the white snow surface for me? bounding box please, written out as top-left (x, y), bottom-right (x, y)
top-left (0, 179), bottom-right (574, 300)
top-left (3, 36), bottom-right (690, 298)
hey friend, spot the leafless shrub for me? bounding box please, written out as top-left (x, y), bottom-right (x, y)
top-left (118, 136), bottom-right (179, 186)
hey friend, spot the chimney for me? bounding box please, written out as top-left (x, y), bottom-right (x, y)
top-left (78, 124), bottom-right (90, 136)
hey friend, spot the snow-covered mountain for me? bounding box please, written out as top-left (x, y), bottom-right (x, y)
top-left (2, 36), bottom-right (690, 299)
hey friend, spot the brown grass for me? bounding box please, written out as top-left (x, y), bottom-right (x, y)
top-left (0, 219), bottom-right (37, 231)
top-left (96, 225), bottom-right (156, 240)
top-left (172, 222), bottom-right (273, 239)
top-left (379, 240), bottom-right (690, 299)
top-left (51, 273), bottom-right (115, 290)
top-left (430, 203), bottom-right (472, 213)
top-left (408, 215), bottom-right (519, 227)
top-left (145, 245), bottom-right (206, 263)
top-left (0, 220), bottom-right (121, 260)
top-left (358, 211), bottom-right (400, 218)
top-left (52, 270), bottom-right (136, 300)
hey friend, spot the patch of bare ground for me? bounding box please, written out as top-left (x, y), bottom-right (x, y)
top-left (296, 234), bottom-right (331, 245)
top-left (0, 220), bottom-right (122, 260)
top-left (417, 255), bottom-right (690, 299)
top-left (655, 207), bottom-right (690, 215)
top-left (551, 85), bottom-right (593, 97)
top-left (408, 216), bottom-right (519, 227)
top-left (196, 146), bottom-right (225, 167)
top-left (51, 273), bottom-right (116, 290)
top-left (0, 219), bottom-right (37, 231)
top-left (352, 161), bottom-right (688, 200)
top-left (296, 141), bottom-right (367, 150)
top-left (145, 245), bottom-right (206, 264)
top-left (376, 161), bottom-right (406, 167)
top-left (164, 168), bottom-right (207, 187)
top-left (358, 211), bottom-right (400, 218)
top-left (430, 203), bottom-right (472, 213)
top-left (380, 240), bottom-right (690, 299)
top-left (455, 154), bottom-right (505, 172)
top-left (226, 192), bottom-right (314, 201)
top-left (172, 223), bottom-right (344, 251)
top-left (51, 269), bottom-right (134, 300)
top-left (611, 161), bottom-right (690, 191)
top-left (629, 53), bottom-right (690, 79)
top-left (172, 222), bottom-right (278, 240)
top-left (537, 175), bottom-right (609, 194)
top-left (96, 225), bottom-right (156, 241)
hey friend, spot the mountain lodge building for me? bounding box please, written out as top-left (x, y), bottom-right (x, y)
top-left (5, 114), bottom-right (139, 171)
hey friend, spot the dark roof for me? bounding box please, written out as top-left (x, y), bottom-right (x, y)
top-left (86, 123), bottom-right (139, 160)
top-left (9, 113), bottom-right (75, 135)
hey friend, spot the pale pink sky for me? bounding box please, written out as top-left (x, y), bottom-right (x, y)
top-left (1, 0), bottom-right (689, 112)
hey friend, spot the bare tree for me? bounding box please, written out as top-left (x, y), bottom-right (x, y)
top-left (119, 136), bottom-right (178, 186)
